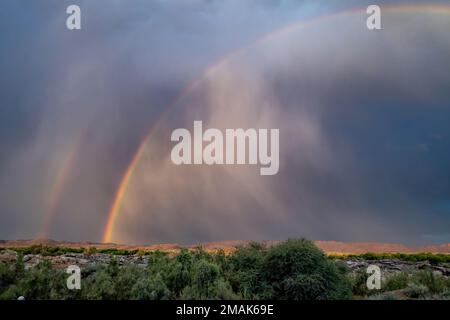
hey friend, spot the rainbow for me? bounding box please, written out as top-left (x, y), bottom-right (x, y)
top-left (101, 3), bottom-right (450, 243)
top-left (102, 142), bottom-right (144, 243)
top-left (40, 130), bottom-right (86, 238)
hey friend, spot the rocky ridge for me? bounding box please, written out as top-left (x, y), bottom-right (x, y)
top-left (1, 249), bottom-right (449, 277)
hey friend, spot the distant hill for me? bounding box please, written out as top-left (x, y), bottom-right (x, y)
top-left (1, 238), bottom-right (449, 254)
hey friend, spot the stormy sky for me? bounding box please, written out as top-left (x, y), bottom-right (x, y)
top-left (0, 0), bottom-right (449, 245)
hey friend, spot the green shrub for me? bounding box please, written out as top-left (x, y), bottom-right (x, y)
top-left (405, 283), bottom-right (429, 299)
top-left (165, 249), bottom-right (193, 296)
top-left (0, 239), bottom-right (357, 300)
top-left (228, 241), bottom-right (268, 299)
top-left (182, 260), bottom-right (220, 299)
top-left (85, 247), bottom-right (98, 255)
top-left (333, 252), bottom-right (450, 263)
top-left (131, 273), bottom-right (170, 300)
top-left (83, 267), bottom-right (116, 300)
top-left (410, 270), bottom-right (449, 294)
top-left (12, 259), bottom-right (67, 300)
top-left (440, 288), bottom-right (450, 299)
top-left (347, 270), bottom-right (369, 297)
top-left (114, 264), bottom-right (144, 299)
top-left (230, 239), bottom-right (351, 300)
top-left (264, 240), bottom-right (351, 300)
top-left (0, 262), bottom-right (15, 296)
top-left (98, 248), bottom-right (138, 255)
top-left (383, 272), bottom-right (409, 291)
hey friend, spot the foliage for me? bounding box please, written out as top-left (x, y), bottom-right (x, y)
top-left (409, 270), bottom-right (450, 295)
top-left (229, 239), bottom-right (352, 300)
top-left (359, 270), bottom-right (450, 299)
top-left (347, 270), bottom-right (370, 297)
top-left (383, 271), bottom-right (409, 291)
top-left (1, 246), bottom-right (84, 256)
top-left (330, 252), bottom-right (450, 264)
top-left (404, 283), bottom-right (429, 299)
top-left (1, 239), bottom-right (449, 300)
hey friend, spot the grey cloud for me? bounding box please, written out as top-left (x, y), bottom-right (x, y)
top-left (0, 1), bottom-right (449, 245)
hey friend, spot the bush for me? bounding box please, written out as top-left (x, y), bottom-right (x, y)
top-left (383, 272), bottom-right (409, 291)
top-left (405, 283), bottom-right (429, 299)
top-left (165, 249), bottom-right (193, 296)
top-left (0, 239), bottom-right (357, 300)
top-left (230, 239), bottom-right (351, 300)
top-left (228, 242), bottom-right (269, 299)
top-left (410, 270), bottom-right (449, 294)
top-left (182, 260), bottom-right (220, 299)
top-left (440, 289), bottom-right (450, 299)
top-left (0, 262), bottom-right (15, 293)
top-left (263, 239), bottom-right (351, 300)
top-left (333, 253), bottom-right (450, 263)
top-left (131, 273), bottom-right (170, 300)
top-left (10, 259), bottom-right (67, 300)
top-left (347, 270), bottom-right (369, 297)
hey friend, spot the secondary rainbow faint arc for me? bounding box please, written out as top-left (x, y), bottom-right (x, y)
top-left (40, 130), bottom-right (86, 238)
top-left (101, 3), bottom-right (450, 243)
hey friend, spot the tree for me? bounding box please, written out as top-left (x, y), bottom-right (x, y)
top-left (230, 239), bottom-right (351, 300)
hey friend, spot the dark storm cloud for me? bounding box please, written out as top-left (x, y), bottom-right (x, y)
top-left (0, 0), bottom-right (340, 241)
top-left (0, 0), bottom-right (449, 244)
top-left (114, 7), bottom-right (450, 246)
